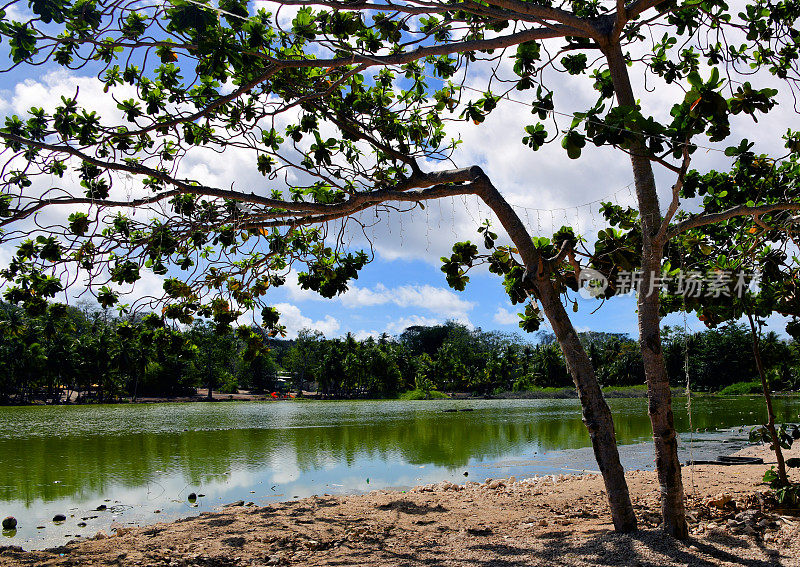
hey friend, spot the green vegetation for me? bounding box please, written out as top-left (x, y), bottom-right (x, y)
top-left (1, 304), bottom-right (799, 405)
top-left (399, 389), bottom-right (450, 400)
top-left (750, 424), bottom-right (800, 508)
top-left (719, 381), bottom-right (764, 396)
top-left (662, 325), bottom-right (800, 393)
top-left (0, 302), bottom-right (279, 404)
top-left (601, 385), bottom-right (652, 397)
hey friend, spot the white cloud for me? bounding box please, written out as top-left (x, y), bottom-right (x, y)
top-left (3, 3), bottom-right (32, 22)
top-left (385, 315), bottom-right (442, 336)
top-left (493, 307), bottom-right (519, 326)
top-left (253, 1), bottom-right (305, 27)
top-left (10, 69), bottom-right (137, 123)
top-left (283, 270), bottom-right (474, 318)
top-left (338, 284), bottom-right (389, 307)
top-left (341, 283), bottom-right (474, 318)
top-left (272, 302), bottom-right (340, 338)
top-left (352, 329), bottom-right (381, 341)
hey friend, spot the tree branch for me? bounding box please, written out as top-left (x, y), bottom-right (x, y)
top-left (0, 133), bottom-right (484, 224)
top-left (667, 202), bottom-right (800, 240)
top-left (0, 191), bottom-right (181, 228)
top-left (612, 0), bottom-right (628, 39)
top-left (103, 65), bottom-right (280, 140)
top-left (479, 0), bottom-right (600, 36)
top-left (244, 178), bottom-right (487, 229)
top-left (263, 24), bottom-right (588, 74)
top-left (625, 0), bottom-right (671, 20)
top-left (266, 0), bottom-right (598, 35)
top-left (654, 142), bottom-right (691, 245)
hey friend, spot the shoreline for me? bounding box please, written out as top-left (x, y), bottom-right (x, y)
top-left (5, 388), bottom-right (797, 407)
top-left (2, 444), bottom-right (798, 566)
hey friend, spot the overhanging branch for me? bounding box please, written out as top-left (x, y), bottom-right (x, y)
top-left (667, 202), bottom-right (800, 240)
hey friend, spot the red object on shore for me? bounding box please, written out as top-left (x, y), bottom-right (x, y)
top-left (271, 392), bottom-right (278, 399)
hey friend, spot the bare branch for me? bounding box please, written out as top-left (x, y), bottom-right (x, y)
top-left (479, 0), bottom-right (600, 37)
top-left (654, 142), bottom-right (691, 244)
top-left (548, 239), bottom-right (573, 265)
top-left (245, 178), bottom-right (487, 229)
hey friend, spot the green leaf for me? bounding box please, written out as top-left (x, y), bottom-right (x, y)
top-left (786, 458), bottom-right (800, 469)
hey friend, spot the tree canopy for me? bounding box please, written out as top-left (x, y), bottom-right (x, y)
top-left (1, 0), bottom-right (798, 328)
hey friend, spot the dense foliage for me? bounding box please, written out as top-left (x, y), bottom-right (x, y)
top-left (2, 303), bottom-right (798, 404)
top-left (0, 301), bottom-right (278, 403)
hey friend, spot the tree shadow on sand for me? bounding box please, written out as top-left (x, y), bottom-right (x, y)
top-left (376, 500), bottom-right (448, 515)
top-left (459, 528), bottom-right (783, 567)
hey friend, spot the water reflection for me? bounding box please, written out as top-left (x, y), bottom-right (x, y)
top-left (1, 396), bottom-right (798, 548)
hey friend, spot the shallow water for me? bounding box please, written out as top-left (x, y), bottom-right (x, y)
top-left (1, 396), bottom-right (798, 549)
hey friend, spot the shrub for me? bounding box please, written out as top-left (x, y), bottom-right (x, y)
top-left (218, 370), bottom-right (238, 394)
top-left (719, 381), bottom-right (763, 395)
top-left (399, 389), bottom-right (449, 400)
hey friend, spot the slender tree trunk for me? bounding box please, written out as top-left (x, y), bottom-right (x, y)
top-left (538, 278), bottom-right (638, 531)
top-left (604, 42), bottom-right (688, 539)
top-left (747, 313), bottom-right (788, 484)
top-left (479, 177), bottom-right (637, 533)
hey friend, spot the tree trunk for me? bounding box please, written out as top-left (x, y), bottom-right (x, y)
top-left (747, 313), bottom-right (788, 484)
top-left (604, 42), bottom-right (688, 539)
top-left (479, 178), bottom-right (637, 533)
top-left (538, 278), bottom-right (638, 532)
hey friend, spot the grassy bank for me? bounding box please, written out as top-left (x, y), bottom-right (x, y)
top-left (397, 389), bottom-right (450, 400)
top-left (6, 385), bottom-right (798, 406)
top-left (490, 385), bottom-right (687, 399)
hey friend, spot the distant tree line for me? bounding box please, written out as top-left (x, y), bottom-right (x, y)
top-left (1, 302), bottom-right (799, 404)
top-left (0, 302), bottom-right (279, 404)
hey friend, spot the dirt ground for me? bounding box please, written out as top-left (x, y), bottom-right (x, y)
top-left (2, 443), bottom-right (798, 567)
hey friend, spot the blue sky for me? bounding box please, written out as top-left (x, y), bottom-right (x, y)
top-left (262, 252), bottom-right (743, 341)
top-left (0, 1), bottom-right (794, 341)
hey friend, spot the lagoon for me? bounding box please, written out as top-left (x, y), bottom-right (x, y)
top-left (2, 396), bottom-right (799, 549)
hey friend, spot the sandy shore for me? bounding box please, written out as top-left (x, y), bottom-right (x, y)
top-left (2, 443), bottom-right (798, 567)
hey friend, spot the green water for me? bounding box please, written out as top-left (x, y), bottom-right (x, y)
top-left (1, 396), bottom-right (798, 549)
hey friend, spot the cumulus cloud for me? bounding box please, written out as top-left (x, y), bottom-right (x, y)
top-left (493, 307), bottom-right (519, 326)
top-left (10, 69), bottom-right (137, 123)
top-left (352, 329), bottom-right (381, 341)
top-left (283, 270), bottom-right (474, 318)
top-left (341, 283), bottom-right (474, 318)
top-left (385, 315), bottom-right (443, 336)
top-left (272, 302), bottom-right (340, 338)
